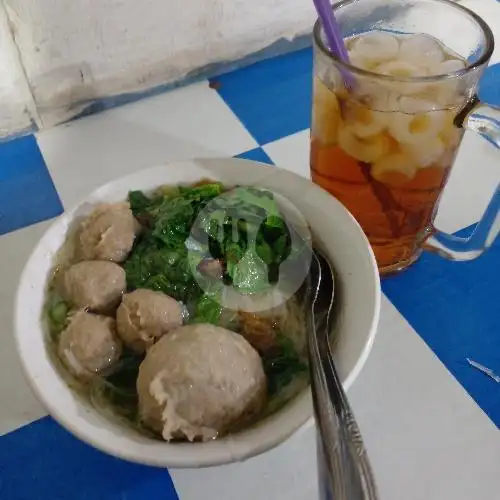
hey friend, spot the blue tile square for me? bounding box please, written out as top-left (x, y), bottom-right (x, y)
top-left (0, 135), bottom-right (63, 235)
top-left (235, 147), bottom-right (275, 165)
top-left (0, 417), bottom-right (178, 500)
top-left (382, 227), bottom-right (500, 427)
top-left (212, 48), bottom-right (313, 145)
top-left (479, 63), bottom-right (500, 107)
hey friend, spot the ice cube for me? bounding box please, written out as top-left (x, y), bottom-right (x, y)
top-left (342, 102), bottom-right (386, 138)
top-left (315, 62), bottom-right (343, 91)
top-left (403, 137), bottom-right (446, 167)
top-left (399, 34), bottom-right (446, 68)
top-left (375, 61), bottom-right (430, 96)
top-left (371, 152), bottom-right (417, 184)
top-left (398, 96), bottom-right (440, 114)
top-left (432, 58), bottom-right (466, 75)
top-left (349, 31), bottom-right (400, 69)
top-left (376, 60), bottom-right (426, 78)
top-left (420, 61), bottom-right (466, 107)
top-left (369, 90), bottom-right (403, 112)
top-left (312, 79), bottom-right (342, 145)
top-left (386, 101), bottom-right (446, 145)
top-left (337, 127), bottom-right (390, 163)
top-left (355, 79), bottom-right (389, 105)
top-left (349, 52), bottom-right (377, 71)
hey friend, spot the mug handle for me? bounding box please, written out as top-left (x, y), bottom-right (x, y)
top-left (424, 96), bottom-right (500, 260)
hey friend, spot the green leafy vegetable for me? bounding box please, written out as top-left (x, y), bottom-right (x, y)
top-left (123, 235), bottom-right (200, 302)
top-left (193, 186), bottom-right (295, 290)
top-left (191, 293), bottom-right (222, 325)
top-left (128, 190), bottom-right (154, 213)
top-left (45, 292), bottom-right (70, 340)
top-left (124, 182), bottom-right (306, 310)
top-left (261, 333), bottom-right (308, 396)
top-left (129, 184), bottom-right (223, 248)
top-left (229, 246), bottom-right (269, 293)
top-left (125, 186), bottom-right (225, 303)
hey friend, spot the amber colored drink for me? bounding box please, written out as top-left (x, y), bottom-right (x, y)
top-left (310, 31), bottom-right (468, 273)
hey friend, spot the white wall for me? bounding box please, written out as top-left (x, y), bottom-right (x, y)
top-left (0, 0), bottom-right (316, 135)
top-left (0, 0), bottom-right (490, 137)
top-left (0, 1), bottom-right (38, 135)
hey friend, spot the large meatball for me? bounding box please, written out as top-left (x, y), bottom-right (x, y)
top-left (136, 324), bottom-right (267, 442)
top-left (58, 311), bottom-right (122, 379)
top-left (62, 261), bottom-right (126, 312)
top-left (116, 289), bottom-right (183, 353)
top-left (78, 203), bottom-right (140, 263)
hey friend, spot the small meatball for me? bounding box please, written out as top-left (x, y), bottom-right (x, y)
top-left (78, 203), bottom-right (140, 263)
top-left (62, 261), bottom-right (126, 312)
top-left (136, 324), bottom-right (267, 442)
top-left (116, 289), bottom-right (183, 353)
top-left (58, 311), bottom-right (122, 379)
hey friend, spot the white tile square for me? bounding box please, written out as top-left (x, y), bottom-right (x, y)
top-left (349, 296), bottom-right (500, 500)
top-left (263, 130), bottom-right (311, 179)
top-left (0, 223), bottom-right (49, 436)
top-left (109, 81), bottom-right (258, 155)
top-left (172, 424), bottom-right (318, 500)
top-left (435, 131), bottom-right (499, 234)
top-left (37, 80), bottom-right (257, 208)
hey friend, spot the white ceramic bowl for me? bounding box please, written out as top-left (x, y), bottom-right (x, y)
top-left (14, 158), bottom-right (380, 468)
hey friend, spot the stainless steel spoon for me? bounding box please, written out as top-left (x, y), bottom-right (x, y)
top-left (307, 249), bottom-right (378, 500)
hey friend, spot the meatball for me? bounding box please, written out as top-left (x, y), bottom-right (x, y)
top-left (62, 260), bottom-right (126, 312)
top-left (116, 289), bottom-right (183, 353)
top-left (116, 288), bottom-right (182, 352)
top-left (78, 203), bottom-right (140, 263)
top-left (136, 324), bottom-right (267, 442)
top-left (58, 311), bottom-right (122, 379)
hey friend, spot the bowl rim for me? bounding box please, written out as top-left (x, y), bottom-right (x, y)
top-left (14, 157), bottom-right (380, 468)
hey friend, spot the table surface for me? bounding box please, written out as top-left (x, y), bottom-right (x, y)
top-left (1, 1), bottom-right (500, 499)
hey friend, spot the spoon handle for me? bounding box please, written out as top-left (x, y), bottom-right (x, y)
top-left (324, 340), bottom-right (378, 496)
top-left (308, 250), bottom-right (378, 499)
top-left (311, 342), bottom-right (379, 500)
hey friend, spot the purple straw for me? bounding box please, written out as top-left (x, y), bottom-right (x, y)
top-left (312, 0), bottom-right (353, 86)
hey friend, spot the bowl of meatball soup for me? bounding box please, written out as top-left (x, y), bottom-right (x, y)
top-left (14, 158), bottom-right (380, 468)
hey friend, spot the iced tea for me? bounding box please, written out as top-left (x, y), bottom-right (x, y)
top-left (311, 31), bottom-right (468, 273)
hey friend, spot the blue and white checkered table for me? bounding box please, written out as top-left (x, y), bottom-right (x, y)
top-left (1, 2), bottom-right (499, 499)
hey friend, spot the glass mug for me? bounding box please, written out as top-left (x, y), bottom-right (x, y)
top-left (310, 0), bottom-right (500, 275)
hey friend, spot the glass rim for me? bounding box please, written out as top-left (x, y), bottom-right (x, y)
top-left (313, 0), bottom-right (495, 83)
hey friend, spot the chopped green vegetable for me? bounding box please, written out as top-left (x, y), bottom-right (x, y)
top-left (178, 183), bottom-right (224, 199)
top-left (192, 186), bottom-right (296, 290)
top-left (261, 333), bottom-right (308, 396)
top-left (123, 235), bottom-right (200, 302)
top-left (124, 182), bottom-right (307, 309)
top-left (191, 293), bottom-right (222, 325)
top-left (128, 190), bottom-right (153, 213)
top-left (229, 246), bottom-right (269, 293)
top-left (128, 184), bottom-right (222, 248)
top-left (45, 292), bottom-right (70, 340)
top-left (157, 185), bottom-right (180, 198)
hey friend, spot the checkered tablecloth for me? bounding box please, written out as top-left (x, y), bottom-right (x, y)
top-left (1, 2), bottom-right (499, 499)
